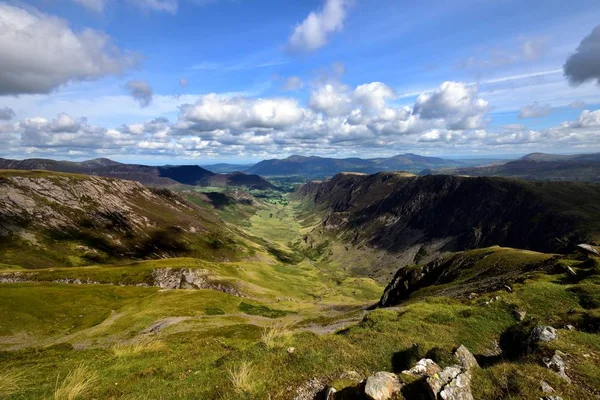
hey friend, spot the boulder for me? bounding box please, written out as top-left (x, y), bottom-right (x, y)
top-left (426, 365), bottom-right (462, 397)
top-left (543, 352), bottom-right (571, 383)
top-left (402, 358), bottom-right (441, 377)
top-left (454, 345), bottom-right (478, 370)
top-left (528, 326), bottom-right (557, 351)
top-left (364, 371), bottom-right (403, 400)
top-left (540, 380), bottom-right (555, 393)
top-left (438, 370), bottom-right (474, 400)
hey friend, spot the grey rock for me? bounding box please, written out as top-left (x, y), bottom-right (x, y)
top-left (293, 377), bottom-right (328, 400)
top-left (540, 397), bottom-right (563, 400)
top-left (543, 352), bottom-right (571, 383)
top-left (426, 365), bottom-right (462, 397)
top-left (528, 326), bottom-right (557, 351)
top-left (439, 370), bottom-right (474, 400)
top-left (454, 345), bottom-right (479, 370)
top-left (577, 243), bottom-right (598, 255)
top-left (540, 380), bottom-right (555, 393)
top-left (402, 358), bottom-right (441, 377)
top-left (364, 371), bottom-right (402, 400)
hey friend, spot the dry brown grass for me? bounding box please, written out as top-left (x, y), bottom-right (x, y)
top-left (260, 321), bottom-right (292, 348)
top-left (53, 364), bottom-right (98, 400)
top-left (227, 360), bottom-right (254, 394)
top-left (111, 339), bottom-right (166, 357)
top-left (0, 368), bottom-right (23, 396)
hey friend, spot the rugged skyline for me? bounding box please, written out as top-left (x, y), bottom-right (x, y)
top-left (1, 0), bottom-right (600, 163)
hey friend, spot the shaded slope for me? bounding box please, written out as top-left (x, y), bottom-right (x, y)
top-left (294, 172), bottom-right (600, 259)
top-left (445, 152), bottom-right (600, 182)
top-left (0, 170), bottom-right (250, 268)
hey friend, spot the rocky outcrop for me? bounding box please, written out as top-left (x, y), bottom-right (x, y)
top-left (364, 371), bottom-right (402, 400)
top-left (151, 268), bottom-right (241, 296)
top-left (0, 268), bottom-right (241, 297)
top-left (543, 351), bottom-right (571, 383)
top-left (528, 326), bottom-right (557, 352)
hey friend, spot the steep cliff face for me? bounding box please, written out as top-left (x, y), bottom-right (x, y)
top-left (0, 170), bottom-right (242, 268)
top-left (295, 172), bottom-right (600, 259)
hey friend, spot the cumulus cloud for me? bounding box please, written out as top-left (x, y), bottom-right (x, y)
top-left (125, 80), bottom-right (153, 108)
top-left (566, 109), bottom-right (600, 128)
top-left (308, 84), bottom-right (352, 116)
top-left (0, 107), bottom-right (15, 121)
top-left (287, 0), bottom-right (349, 53)
top-left (177, 94), bottom-right (306, 133)
top-left (518, 102), bottom-right (552, 119)
top-left (283, 76), bottom-right (304, 91)
top-left (0, 4), bottom-right (139, 96)
top-left (564, 25), bottom-right (600, 85)
top-left (413, 82), bottom-right (489, 130)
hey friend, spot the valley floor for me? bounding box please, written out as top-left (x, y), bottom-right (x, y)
top-left (1, 201), bottom-right (600, 399)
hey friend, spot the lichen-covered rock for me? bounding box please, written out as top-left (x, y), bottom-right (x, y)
top-left (151, 268), bottom-right (241, 296)
top-left (438, 370), bottom-right (474, 400)
top-left (454, 345), bottom-right (479, 370)
top-left (426, 365), bottom-right (462, 397)
top-left (540, 380), bottom-right (555, 393)
top-left (292, 377), bottom-right (328, 400)
top-left (402, 358), bottom-right (441, 377)
top-left (364, 371), bottom-right (403, 400)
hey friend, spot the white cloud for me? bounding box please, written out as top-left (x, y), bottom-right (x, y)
top-left (0, 4), bottom-right (139, 96)
top-left (518, 102), bottom-right (552, 119)
top-left (125, 80), bottom-right (153, 108)
top-left (178, 94), bottom-right (306, 133)
top-left (413, 82), bottom-right (489, 130)
top-left (308, 84), bottom-right (352, 116)
top-left (287, 0), bottom-right (349, 53)
top-left (567, 109), bottom-right (600, 128)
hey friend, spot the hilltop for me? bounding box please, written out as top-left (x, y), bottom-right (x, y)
top-left (246, 154), bottom-right (464, 178)
top-left (440, 152), bottom-right (600, 182)
top-left (0, 157), bottom-right (275, 190)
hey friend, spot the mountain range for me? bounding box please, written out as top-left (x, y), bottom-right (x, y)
top-left (0, 157), bottom-right (275, 189)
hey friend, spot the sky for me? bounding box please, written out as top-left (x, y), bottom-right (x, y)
top-left (1, 0), bottom-right (600, 164)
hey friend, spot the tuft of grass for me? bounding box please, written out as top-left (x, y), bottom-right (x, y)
top-left (0, 368), bottom-right (23, 396)
top-left (227, 361), bottom-right (254, 394)
top-left (261, 321), bottom-right (292, 349)
top-left (53, 364), bottom-right (98, 400)
top-left (111, 340), bottom-right (166, 357)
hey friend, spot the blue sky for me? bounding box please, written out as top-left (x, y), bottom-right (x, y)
top-left (1, 0), bottom-right (600, 163)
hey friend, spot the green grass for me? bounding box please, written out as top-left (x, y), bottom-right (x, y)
top-left (1, 194), bottom-right (600, 399)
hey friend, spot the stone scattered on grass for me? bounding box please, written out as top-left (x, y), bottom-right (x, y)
top-left (540, 380), bottom-right (555, 393)
top-left (528, 326), bottom-right (557, 351)
top-left (364, 371), bottom-right (403, 400)
top-left (543, 351), bottom-right (571, 383)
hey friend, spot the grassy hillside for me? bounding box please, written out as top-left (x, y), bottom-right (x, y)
top-left (1, 170), bottom-right (599, 399)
